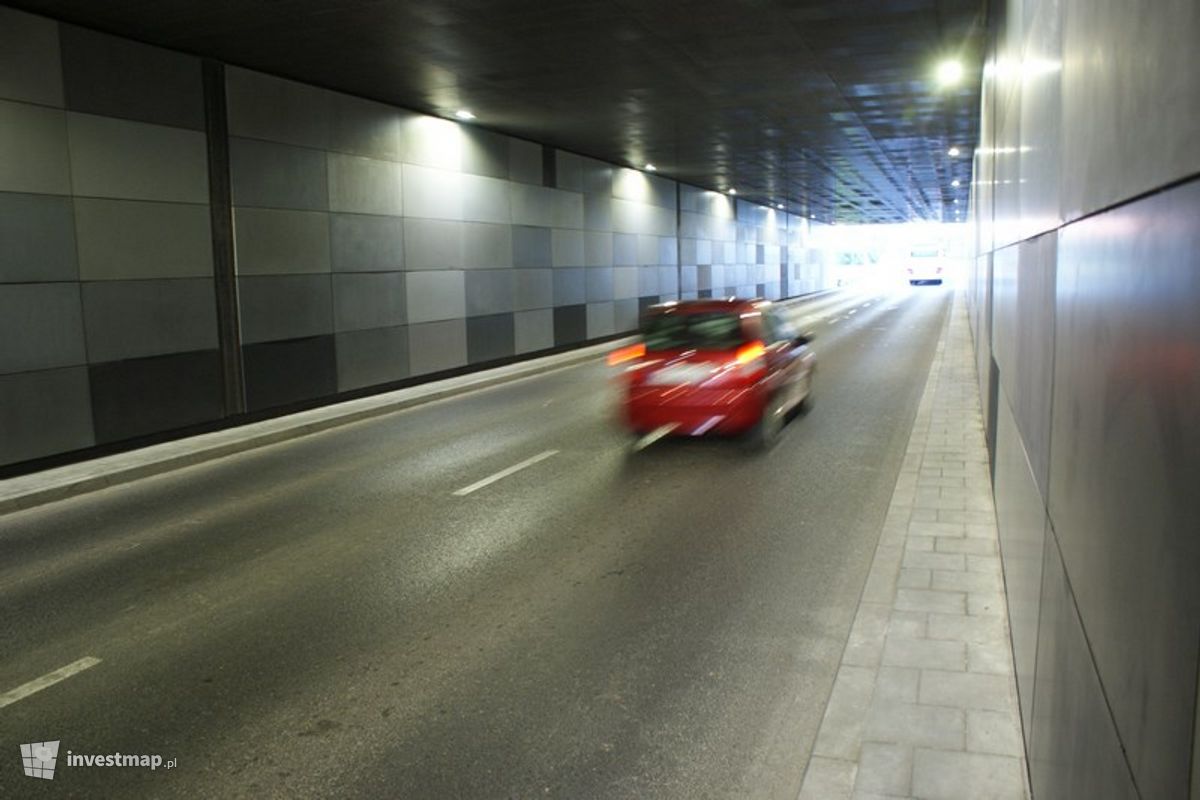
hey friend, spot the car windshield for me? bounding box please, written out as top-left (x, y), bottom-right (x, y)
top-left (641, 311), bottom-right (746, 351)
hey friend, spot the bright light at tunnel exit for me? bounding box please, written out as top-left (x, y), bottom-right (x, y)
top-left (935, 59), bottom-right (964, 87)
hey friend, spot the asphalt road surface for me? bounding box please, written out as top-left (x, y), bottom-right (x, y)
top-left (0, 283), bottom-right (951, 799)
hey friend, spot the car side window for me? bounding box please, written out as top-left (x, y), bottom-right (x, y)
top-left (767, 311), bottom-right (796, 343)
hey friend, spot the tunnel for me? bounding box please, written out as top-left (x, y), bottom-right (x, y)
top-left (0, 0), bottom-right (1197, 797)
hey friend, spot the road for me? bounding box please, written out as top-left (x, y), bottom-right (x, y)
top-left (0, 283), bottom-right (951, 799)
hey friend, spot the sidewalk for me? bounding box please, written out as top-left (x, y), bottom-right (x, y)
top-left (799, 292), bottom-right (1030, 799)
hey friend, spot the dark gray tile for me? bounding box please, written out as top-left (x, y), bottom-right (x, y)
top-left (404, 218), bottom-right (463, 270)
top-left (234, 207), bottom-right (330, 275)
top-left (0, 366), bottom-right (93, 466)
top-left (238, 274), bottom-right (333, 344)
top-left (75, 198), bottom-right (212, 280)
top-left (335, 325), bottom-right (408, 391)
top-left (0, 283), bottom-right (86, 374)
top-left (513, 225), bottom-right (552, 268)
top-left (68, 112), bottom-right (208, 203)
top-left (243, 335), bottom-right (337, 411)
top-left (553, 304), bottom-right (587, 346)
top-left (225, 66), bottom-right (331, 150)
top-left (0, 192), bottom-right (77, 282)
top-left (89, 349), bottom-right (223, 443)
top-left (330, 213), bottom-right (404, 273)
top-left (0, 100), bottom-right (70, 195)
top-left (462, 222), bottom-right (512, 269)
top-left (552, 268), bottom-right (585, 306)
top-left (466, 313), bottom-right (515, 364)
top-left (0, 7), bottom-right (63, 107)
top-left (508, 139), bottom-right (542, 185)
top-left (1014, 232), bottom-right (1057, 495)
top-left (1049, 181), bottom-right (1200, 798)
top-left (332, 272), bottom-right (406, 332)
top-left (1030, 539), bottom-right (1139, 800)
top-left (513, 269), bottom-right (553, 311)
top-left (554, 151), bottom-right (583, 192)
top-left (461, 126), bottom-right (509, 179)
top-left (230, 137), bottom-right (327, 211)
top-left (60, 25), bottom-right (203, 130)
top-left (465, 269), bottom-right (514, 317)
top-left (81, 278), bottom-right (218, 362)
top-left (407, 319), bottom-right (466, 376)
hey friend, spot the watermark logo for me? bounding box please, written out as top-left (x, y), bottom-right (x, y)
top-left (20, 741), bottom-right (60, 780)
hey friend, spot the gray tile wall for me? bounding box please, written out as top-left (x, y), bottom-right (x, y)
top-left (0, 7), bottom-right (835, 467)
top-left (968, 0), bottom-right (1200, 796)
top-left (0, 7), bottom-right (220, 465)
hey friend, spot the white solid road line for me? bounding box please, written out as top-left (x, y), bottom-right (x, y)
top-left (453, 450), bottom-right (560, 496)
top-left (633, 423), bottom-right (680, 451)
top-left (0, 656), bottom-right (102, 709)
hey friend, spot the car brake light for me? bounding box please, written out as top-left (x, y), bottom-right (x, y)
top-left (607, 342), bottom-right (646, 366)
top-left (735, 340), bottom-right (766, 365)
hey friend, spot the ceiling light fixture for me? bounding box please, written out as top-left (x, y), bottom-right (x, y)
top-left (644, 163), bottom-right (657, 172)
top-left (951, 179), bottom-right (961, 187)
top-left (936, 59), bottom-right (964, 88)
top-left (948, 146), bottom-right (961, 157)
top-left (728, 188), bottom-right (737, 195)
top-left (454, 109), bottom-right (476, 121)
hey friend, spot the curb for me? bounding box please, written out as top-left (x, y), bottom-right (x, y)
top-left (0, 289), bottom-right (842, 516)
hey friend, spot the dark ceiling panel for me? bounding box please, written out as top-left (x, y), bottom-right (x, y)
top-left (11, 0), bottom-right (985, 223)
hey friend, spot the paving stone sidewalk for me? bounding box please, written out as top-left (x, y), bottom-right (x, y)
top-left (798, 292), bottom-right (1030, 800)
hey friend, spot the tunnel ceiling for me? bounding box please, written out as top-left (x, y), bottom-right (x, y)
top-left (12, 0), bottom-right (986, 224)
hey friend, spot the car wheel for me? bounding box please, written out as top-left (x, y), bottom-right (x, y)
top-left (747, 395), bottom-right (786, 451)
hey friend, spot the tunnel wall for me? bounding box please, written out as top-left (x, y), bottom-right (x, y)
top-left (0, 5), bottom-right (831, 470)
top-left (967, 0), bottom-right (1200, 797)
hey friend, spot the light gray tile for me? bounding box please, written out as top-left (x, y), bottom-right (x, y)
top-left (465, 269), bottom-right (514, 317)
top-left (332, 272), bottom-right (406, 332)
top-left (402, 163), bottom-right (462, 220)
top-left (584, 193), bottom-right (612, 231)
top-left (552, 190), bottom-right (584, 229)
top-left (76, 198), bottom-right (212, 280)
top-left (0, 192), bottom-right (77, 282)
top-left (230, 136), bottom-right (327, 211)
top-left (911, 749), bottom-right (1026, 800)
top-left (327, 153), bottom-right (403, 215)
top-left (234, 208), bottom-right (330, 275)
top-left (460, 126), bottom-right (509, 179)
top-left (966, 709), bottom-right (1026, 757)
top-left (585, 231), bottom-right (613, 267)
top-left (404, 218), bottom-right (463, 270)
top-left (405, 270), bottom-right (465, 324)
top-left (461, 173), bottom-right (511, 224)
top-left (0, 283), bottom-right (86, 374)
top-left (0, 367), bottom-right (93, 466)
top-left (82, 278), bottom-right (218, 361)
top-left (919, 670), bottom-right (1014, 711)
top-left (69, 112), bottom-right (208, 203)
top-left (225, 66), bottom-right (331, 149)
top-left (882, 635), bottom-right (967, 671)
top-left (400, 115), bottom-right (461, 171)
top-left (613, 267), bottom-right (638, 300)
top-left (335, 325), bottom-right (408, 391)
top-left (0, 7), bottom-right (63, 107)
top-left (613, 233), bottom-right (638, 266)
top-left (238, 274), bottom-right (333, 344)
top-left (895, 588), bottom-right (967, 615)
top-left (330, 213), bottom-right (404, 272)
top-left (408, 318), bottom-right (466, 375)
top-left (511, 183), bottom-right (556, 227)
top-left (0, 100), bottom-right (70, 194)
top-left (514, 308), bottom-right (553, 354)
top-left (586, 301), bottom-right (615, 338)
top-left (855, 743), bottom-right (912, 796)
top-left (614, 298), bottom-right (638, 332)
top-left (865, 701), bottom-right (965, 750)
top-left (513, 269), bottom-right (553, 311)
top-left (462, 222), bottom-right (512, 269)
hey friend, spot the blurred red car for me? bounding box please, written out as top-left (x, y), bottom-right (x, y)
top-left (610, 298), bottom-right (816, 447)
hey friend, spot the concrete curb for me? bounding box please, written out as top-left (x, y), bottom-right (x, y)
top-left (0, 338), bottom-right (629, 516)
top-left (0, 288), bottom-right (842, 517)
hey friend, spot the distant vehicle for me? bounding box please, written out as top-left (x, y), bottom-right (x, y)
top-left (905, 245), bottom-right (946, 285)
top-left (609, 298), bottom-right (816, 449)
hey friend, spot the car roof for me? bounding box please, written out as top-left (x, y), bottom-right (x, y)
top-left (644, 298), bottom-right (768, 315)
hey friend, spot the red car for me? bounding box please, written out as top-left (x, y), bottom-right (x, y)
top-left (610, 298), bottom-right (816, 448)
